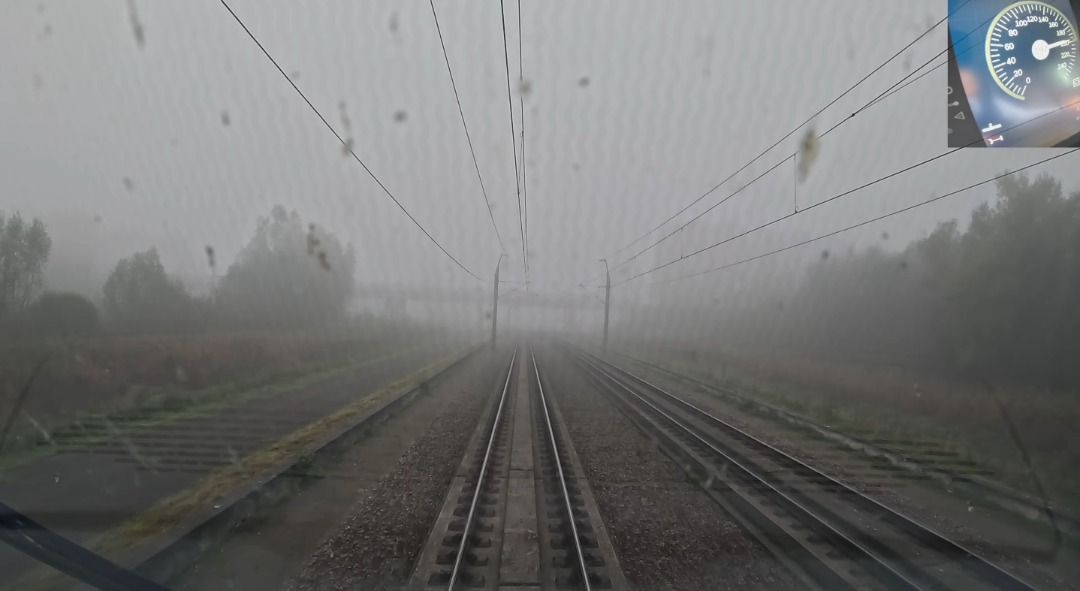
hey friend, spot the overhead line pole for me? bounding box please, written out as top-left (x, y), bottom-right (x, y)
top-left (492, 254), bottom-right (505, 350)
top-left (600, 259), bottom-right (611, 352)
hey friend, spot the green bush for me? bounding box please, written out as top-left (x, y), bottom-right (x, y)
top-left (0, 291), bottom-right (99, 338)
top-left (27, 292), bottom-right (100, 336)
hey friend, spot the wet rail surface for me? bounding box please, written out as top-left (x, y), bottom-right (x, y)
top-left (571, 346), bottom-right (1041, 591)
top-left (409, 346), bottom-right (625, 590)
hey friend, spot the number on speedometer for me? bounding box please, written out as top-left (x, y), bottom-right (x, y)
top-left (986, 1), bottom-right (1078, 100)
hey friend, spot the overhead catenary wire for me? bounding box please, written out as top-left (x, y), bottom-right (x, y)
top-left (429, 0), bottom-right (507, 255)
top-left (851, 0), bottom-right (1077, 131)
top-left (217, 0), bottom-right (484, 281)
top-left (619, 98), bottom-right (1080, 285)
top-left (641, 149), bottom-right (1079, 287)
top-left (615, 95), bottom-right (1080, 286)
top-left (602, 0), bottom-right (988, 280)
top-left (843, 0), bottom-right (1073, 124)
top-left (497, 281), bottom-right (530, 300)
top-left (608, 155), bottom-right (793, 274)
top-left (499, 0), bottom-right (528, 281)
top-left (517, 0), bottom-right (530, 287)
top-left (818, 52), bottom-right (947, 140)
top-left (600, 3), bottom-right (965, 266)
top-left (819, 0), bottom-right (1021, 140)
top-left (606, 44), bottom-right (942, 276)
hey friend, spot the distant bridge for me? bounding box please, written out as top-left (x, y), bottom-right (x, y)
top-left (354, 284), bottom-right (605, 310)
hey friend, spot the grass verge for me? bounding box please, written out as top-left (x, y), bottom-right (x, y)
top-left (0, 345), bottom-right (422, 474)
top-left (6, 347), bottom-right (471, 591)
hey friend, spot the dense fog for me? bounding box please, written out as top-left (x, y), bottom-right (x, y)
top-left (1, 0), bottom-right (1079, 388)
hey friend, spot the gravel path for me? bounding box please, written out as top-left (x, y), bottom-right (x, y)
top-left (540, 350), bottom-right (803, 591)
top-left (285, 351), bottom-right (504, 591)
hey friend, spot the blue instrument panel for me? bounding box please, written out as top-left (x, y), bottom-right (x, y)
top-left (948, 0), bottom-right (1080, 147)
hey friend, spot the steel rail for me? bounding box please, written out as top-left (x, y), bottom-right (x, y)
top-left (574, 351), bottom-right (921, 590)
top-left (530, 347), bottom-right (592, 591)
top-left (447, 347), bottom-right (518, 590)
top-left (578, 347), bottom-right (1040, 591)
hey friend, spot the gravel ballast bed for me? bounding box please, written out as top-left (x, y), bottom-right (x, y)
top-left (285, 355), bottom-right (499, 591)
top-left (628, 360), bottom-right (1077, 591)
top-left (543, 352), bottom-right (802, 591)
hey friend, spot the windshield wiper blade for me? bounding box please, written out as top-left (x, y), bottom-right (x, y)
top-left (0, 500), bottom-right (172, 591)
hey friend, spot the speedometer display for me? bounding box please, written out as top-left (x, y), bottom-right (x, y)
top-left (948, 0), bottom-right (1080, 147)
top-left (985, 1), bottom-right (1077, 100)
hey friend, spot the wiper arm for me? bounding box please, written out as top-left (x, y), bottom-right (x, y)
top-left (0, 500), bottom-right (172, 591)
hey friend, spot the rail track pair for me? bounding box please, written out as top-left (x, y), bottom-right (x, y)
top-left (409, 346), bottom-right (623, 590)
top-left (412, 344), bottom-right (1042, 591)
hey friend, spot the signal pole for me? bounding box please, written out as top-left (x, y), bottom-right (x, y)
top-left (492, 254), bottom-right (505, 350)
top-left (600, 258), bottom-right (611, 352)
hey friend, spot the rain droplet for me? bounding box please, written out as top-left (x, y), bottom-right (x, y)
top-left (797, 127), bottom-right (821, 183)
top-left (394, 110), bottom-right (407, 123)
top-left (53, 473), bottom-right (60, 484)
top-left (127, 0), bottom-right (145, 48)
top-left (578, 76), bottom-right (590, 87)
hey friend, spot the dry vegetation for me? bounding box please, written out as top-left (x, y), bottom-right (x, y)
top-left (6, 349), bottom-right (471, 591)
top-left (629, 344), bottom-right (1080, 515)
top-left (0, 330), bottom-right (421, 461)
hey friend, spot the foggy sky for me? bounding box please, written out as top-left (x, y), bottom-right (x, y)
top-left (3, 0), bottom-right (1080, 310)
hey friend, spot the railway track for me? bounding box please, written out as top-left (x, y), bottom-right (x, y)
top-left (570, 346), bottom-right (1041, 591)
top-left (615, 351), bottom-right (1080, 543)
top-left (410, 346), bottom-right (625, 590)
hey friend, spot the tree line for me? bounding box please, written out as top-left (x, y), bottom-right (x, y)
top-left (0, 205), bottom-right (356, 338)
top-left (712, 172), bottom-right (1080, 388)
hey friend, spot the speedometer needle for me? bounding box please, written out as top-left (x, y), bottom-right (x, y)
top-left (1033, 38), bottom-right (1071, 60)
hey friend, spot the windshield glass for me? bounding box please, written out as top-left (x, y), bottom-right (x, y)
top-left (2, 1), bottom-right (1078, 590)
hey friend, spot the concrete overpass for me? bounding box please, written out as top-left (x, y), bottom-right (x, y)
top-left (354, 284), bottom-right (605, 310)
top-left (351, 284), bottom-right (606, 333)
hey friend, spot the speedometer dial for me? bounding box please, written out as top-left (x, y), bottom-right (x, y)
top-left (985, 1), bottom-right (1078, 100)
